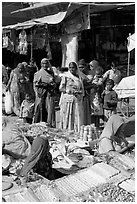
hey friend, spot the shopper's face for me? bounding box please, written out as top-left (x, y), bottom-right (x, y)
top-left (78, 64), bottom-right (85, 72)
top-left (24, 65), bottom-right (28, 69)
top-left (18, 64), bottom-right (23, 72)
top-left (41, 60), bottom-right (49, 70)
top-left (69, 63), bottom-right (77, 75)
top-left (106, 83), bottom-right (113, 90)
top-left (25, 93), bottom-right (30, 100)
top-left (89, 64), bottom-right (94, 71)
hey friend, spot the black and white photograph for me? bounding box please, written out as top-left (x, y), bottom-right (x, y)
top-left (2, 1), bottom-right (135, 202)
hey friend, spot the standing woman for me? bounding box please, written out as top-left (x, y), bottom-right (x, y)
top-left (33, 58), bottom-right (56, 127)
top-left (59, 62), bottom-right (84, 132)
top-left (6, 63), bottom-right (28, 116)
top-left (78, 59), bottom-right (92, 125)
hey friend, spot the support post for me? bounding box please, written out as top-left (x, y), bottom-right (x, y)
top-left (30, 28), bottom-right (33, 63)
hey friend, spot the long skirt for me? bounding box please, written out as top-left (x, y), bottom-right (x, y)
top-left (59, 94), bottom-right (84, 132)
top-left (10, 91), bottom-right (25, 116)
top-left (34, 93), bottom-right (55, 127)
top-left (83, 95), bottom-right (91, 125)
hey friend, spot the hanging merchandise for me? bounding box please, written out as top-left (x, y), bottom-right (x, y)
top-left (2, 34), bottom-right (9, 48)
top-left (7, 39), bottom-right (14, 52)
top-left (2, 32), bottom-right (14, 52)
top-left (18, 29), bottom-right (28, 55)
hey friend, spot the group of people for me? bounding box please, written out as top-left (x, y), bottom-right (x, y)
top-left (59, 59), bottom-right (121, 131)
top-left (3, 58), bottom-right (122, 130)
top-left (2, 57), bottom-right (135, 182)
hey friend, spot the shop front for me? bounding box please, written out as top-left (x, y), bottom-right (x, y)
top-left (2, 2), bottom-right (135, 73)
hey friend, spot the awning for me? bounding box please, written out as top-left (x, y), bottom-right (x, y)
top-left (11, 2), bottom-right (135, 17)
top-left (2, 2), bottom-right (135, 31)
top-left (2, 11), bottom-right (67, 30)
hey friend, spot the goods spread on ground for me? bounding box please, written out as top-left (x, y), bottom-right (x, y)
top-left (2, 122), bottom-right (135, 202)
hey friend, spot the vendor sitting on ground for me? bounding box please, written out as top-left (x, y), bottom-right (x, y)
top-left (2, 116), bottom-right (31, 160)
top-left (19, 135), bottom-right (53, 180)
top-left (98, 114), bottom-right (135, 154)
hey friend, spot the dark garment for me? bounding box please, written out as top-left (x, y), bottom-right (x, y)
top-left (118, 115), bottom-right (135, 138)
top-left (102, 90), bottom-right (118, 110)
top-left (23, 118), bottom-right (33, 124)
top-left (33, 92), bottom-right (55, 127)
top-left (83, 94), bottom-right (91, 125)
top-left (20, 136), bottom-right (52, 179)
top-left (33, 69), bottom-right (56, 126)
top-left (28, 65), bottom-right (37, 83)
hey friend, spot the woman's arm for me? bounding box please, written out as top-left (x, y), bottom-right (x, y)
top-left (59, 76), bottom-right (66, 93)
top-left (102, 70), bottom-right (110, 82)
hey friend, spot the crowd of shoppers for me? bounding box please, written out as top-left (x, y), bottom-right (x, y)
top-left (2, 57), bottom-right (135, 182)
top-left (2, 57), bottom-right (122, 130)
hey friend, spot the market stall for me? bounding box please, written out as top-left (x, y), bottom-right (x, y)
top-left (114, 75), bottom-right (135, 117)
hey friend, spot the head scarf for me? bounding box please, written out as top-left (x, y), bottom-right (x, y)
top-left (41, 58), bottom-right (52, 68)
top-left (20, 136), bottom-right (50, 176)
top-left (89, 60), bottom-right (99, 68)
top-left (73, 61), bottom-right (85, 96)
top-left (22, 62), bottom-right (28, 66)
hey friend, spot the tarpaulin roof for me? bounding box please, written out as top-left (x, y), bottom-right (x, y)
top-left (2, 11), bottom-right (68, 30)
top-left (2, 2), bottom-right (135, 31)
top-left (11, 2), bottom-right (135, 17)
top-left (2, 3), bottom-right (82, 30)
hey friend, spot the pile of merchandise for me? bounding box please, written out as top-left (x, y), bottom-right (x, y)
top-left (2, 121), bottom-right (135, 202)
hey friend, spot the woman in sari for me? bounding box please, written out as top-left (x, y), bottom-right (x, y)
top-left (78, 59), bottom-right (93, 125)
top-left (33, 58), bottom-right (57, 127)
top-left (59, 62), bottom-right (84, 132)
top-left (6, 63), bottom-right (28, 116)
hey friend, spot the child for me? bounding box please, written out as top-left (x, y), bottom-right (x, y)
top-left (102, 79), bottom-right (118, 122)
top-left (20, 93), bottom-right (34, 124)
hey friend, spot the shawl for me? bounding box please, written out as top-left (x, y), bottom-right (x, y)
top-left (64, 70), bottom-right (85, 96)
top-left (20, 136), bottom-right (50, 176)
top-left (33, 68), bottom-right (54, 84)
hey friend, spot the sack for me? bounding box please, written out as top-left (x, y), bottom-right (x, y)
top-left (5, 91), bottom-right (13, 114)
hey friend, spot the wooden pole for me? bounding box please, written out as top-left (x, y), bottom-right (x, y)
top-left (30, 28), bottom-right (33, 63)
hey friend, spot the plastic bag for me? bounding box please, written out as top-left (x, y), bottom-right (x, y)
top-left (5, 91), bottom-right (13, 114)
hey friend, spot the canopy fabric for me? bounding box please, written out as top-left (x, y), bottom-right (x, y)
top-left (3, 11), bottom-right (67, 30)
top-left (114, 75), bottom-right (135, 99)
top-left (11, 2), bottom-right (134, 16)
top-left (3, 2), bottom-right (135, 31)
